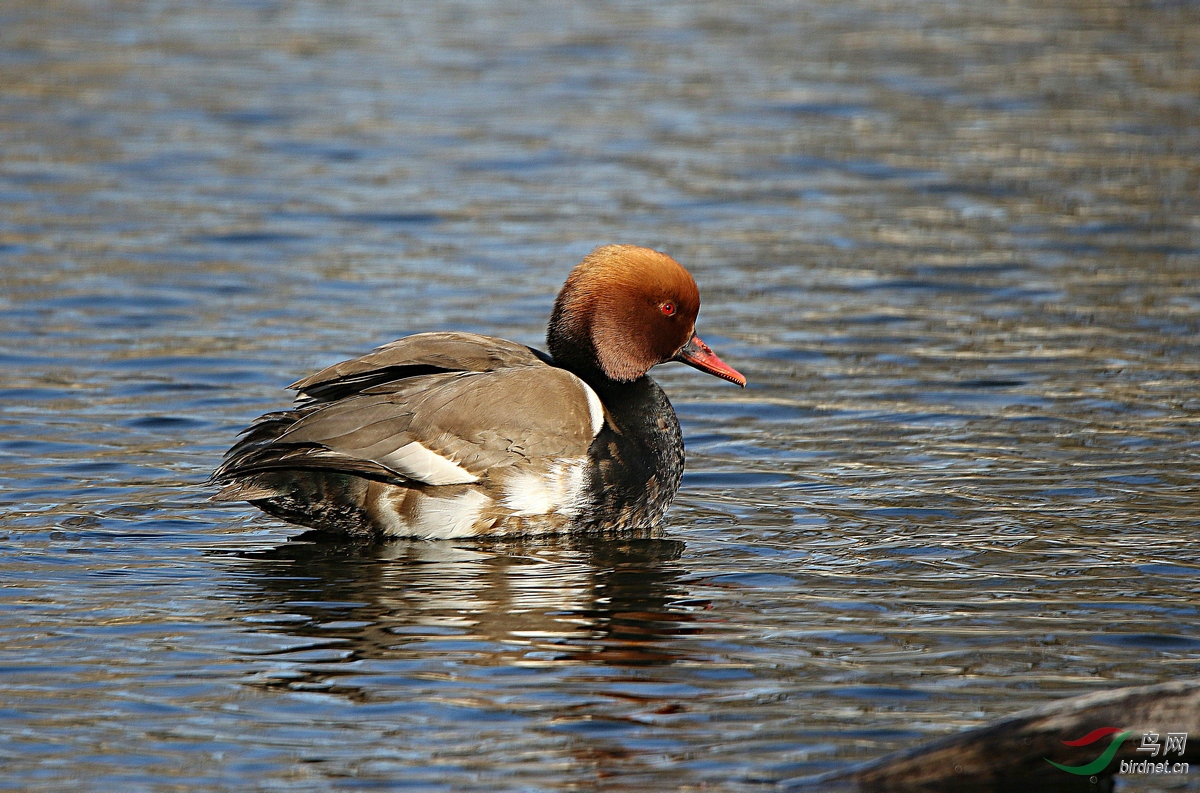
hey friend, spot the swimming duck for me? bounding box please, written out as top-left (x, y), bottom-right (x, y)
top-left (212, 244), bottom-right (745, 538)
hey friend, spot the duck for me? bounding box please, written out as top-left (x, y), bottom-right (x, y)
top-left (211, 244), bottom-right (746, 539)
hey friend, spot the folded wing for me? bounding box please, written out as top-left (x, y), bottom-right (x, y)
top-left (213, 332), bottom-right (604, 492)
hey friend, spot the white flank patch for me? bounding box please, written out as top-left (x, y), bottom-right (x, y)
top-left (379, 441), bottom-right (478, 486)
top-left (502, 459), bottom-right (586, 517)
top-left (372, 493), bottom-right (406, 536)
top-left (410, 489), bottom-right (493, 539)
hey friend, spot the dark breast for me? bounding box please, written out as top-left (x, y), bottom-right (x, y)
top-left (579, 376), bottom-right (685, 532)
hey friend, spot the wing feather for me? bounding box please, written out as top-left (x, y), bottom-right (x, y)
top-left (213, 333), bottom-right (604, 490)
top-left (291, 331), bottom-right (550, 404)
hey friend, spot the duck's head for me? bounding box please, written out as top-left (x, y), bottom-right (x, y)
top-left (548, 244), bottom-right (746, 387)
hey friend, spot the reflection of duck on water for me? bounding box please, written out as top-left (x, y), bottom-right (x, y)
top-left (225, 534), bottom-right (700, 698)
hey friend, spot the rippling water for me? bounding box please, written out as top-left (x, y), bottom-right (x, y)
top-left (2, 1), bottom-right (1198, 790)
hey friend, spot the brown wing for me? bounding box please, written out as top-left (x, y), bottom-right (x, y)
top-left (290, 331), bottom-right (551, 404)
top-left (213, 333), bottom-right (602, 488)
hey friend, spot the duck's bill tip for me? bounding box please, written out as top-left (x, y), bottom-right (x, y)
top-left (673, 334), bottom-right (747, 387)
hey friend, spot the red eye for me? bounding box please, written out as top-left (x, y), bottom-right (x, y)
top-left (660, 302), bottom-right (676, 316)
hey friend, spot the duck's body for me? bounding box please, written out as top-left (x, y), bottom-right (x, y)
top-left (212, 245), bottom-right (744, 538)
